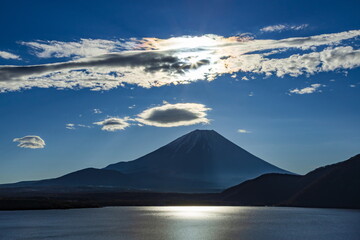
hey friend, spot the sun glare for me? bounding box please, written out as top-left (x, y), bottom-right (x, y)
top-left (163, 36), bottom-right (220, 50)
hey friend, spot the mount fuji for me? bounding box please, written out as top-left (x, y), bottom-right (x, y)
top-left (105, 130), bottom-right (291, 190)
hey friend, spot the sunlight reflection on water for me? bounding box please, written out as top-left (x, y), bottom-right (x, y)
top-left (146, 206), bottom-right (234, 219)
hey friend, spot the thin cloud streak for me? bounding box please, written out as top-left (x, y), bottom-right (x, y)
top-left (238, 129), bottom-right (251, 133)
top-left (260, 24), bottom-right (308, 32)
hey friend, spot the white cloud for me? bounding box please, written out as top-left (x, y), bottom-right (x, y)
top-left (13, 135), bottom-right (45, 149)
top-left (238, 129), bottom-right (251, 133)
top-left (93, 108), bottom-right (102, 114)
top-left (289, 83), bottom-right (323, 95)
top-left (261, 24), bottom-right (287, 32)
top-left (350, 84), bottom-right (356, 88)
top-left (261, 24), bottom-right (308, 32)
top-left (250, 46), bottom-right (360, 77)
top-left (93, 117), bottom-right (131, 131)
top-left (0, 51), bottom-right (21, 60)
top-left (0, 30), bottom-right (360, 92)
top-left (136, 102), bottom-right (211, 127)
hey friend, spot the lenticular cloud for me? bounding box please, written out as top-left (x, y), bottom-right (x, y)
top-left (13, 135), bottom-right (46, 149)
top-left (136, 102), bottom-right (211, 127)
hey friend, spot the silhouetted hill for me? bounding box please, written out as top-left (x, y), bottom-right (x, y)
top-left (288, 154), bottom-right (360, 208)
top-left (222, 154), bottom-right (360, 209)
top-left (105, 130), bottom-right (290, 190)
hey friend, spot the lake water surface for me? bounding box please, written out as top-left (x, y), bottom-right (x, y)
top-left (0, 206), bottom-right (359, 240)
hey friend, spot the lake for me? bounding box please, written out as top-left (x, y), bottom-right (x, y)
top-left (0, 206), bottom-right (359, 240)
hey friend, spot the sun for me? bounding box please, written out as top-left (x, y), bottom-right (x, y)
top-left (188, 56), bottom-right (202, 68)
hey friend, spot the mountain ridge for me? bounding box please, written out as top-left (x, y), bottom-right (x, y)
top-left (0, 129), bottom-right (291, 192)
top-left (0, 149), bottom-right (358, 209)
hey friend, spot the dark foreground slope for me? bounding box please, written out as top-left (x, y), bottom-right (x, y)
top-left (222, 173), bottom-right (302, 206)
top-left (222, 154), bottom-right (360, 209)
top-left (287, 154), bottom-right (360, 208)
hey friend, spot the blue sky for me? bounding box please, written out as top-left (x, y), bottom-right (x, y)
top-left (0, 0), bottom-right (359, 183)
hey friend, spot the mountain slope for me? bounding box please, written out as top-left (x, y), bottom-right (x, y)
top-left (2, 168), bottom-right (211, 192)
top-left (222, 154), bottom-right (360, 208)
top-left (1, 168), bottom-right (130, 188)
top-left (222, 173), bottom-right (302, 205)
top-left (105, 129), bottom-right (291, 190)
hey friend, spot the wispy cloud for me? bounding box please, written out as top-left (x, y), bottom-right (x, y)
top-left (0, 51), bottom-right (21, 60)
top-left (66, 123), bottom-right (91, 130)
top-left (289, 83), bottom-right (323, 95)
top-left (260, 24), bottom-right (308, 32)
top-left (66, 123), bottom-right (76, 130)
top-left (93, 108), bottom-right (102, 114)
top-left (0, 30), bottom-right (359, 92)
top-left (20, 39), bottom-right (137, 59)
top-left (13, 135), bottom-right (45, 149)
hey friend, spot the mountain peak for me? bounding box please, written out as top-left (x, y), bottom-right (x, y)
top-left (191, 129), bottom-right (217, 133)
top-left (169, 129), bottom-right (223, 150)
top-left (187, 129), bottom-right (218, 136)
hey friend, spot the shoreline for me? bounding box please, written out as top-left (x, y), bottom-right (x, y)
top-left (1, 190), bottom-right (359, 211)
